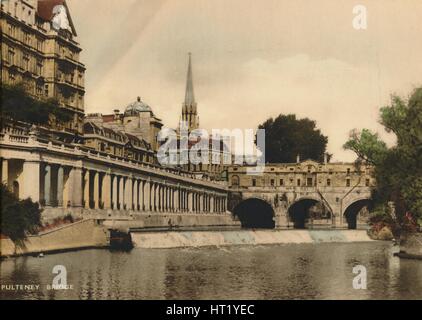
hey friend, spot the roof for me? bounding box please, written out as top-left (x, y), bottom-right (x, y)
top-left (83, 121), bottom-right (152, 151)
top-left (124, 97), bottom-right (153, 116)
top-left (184, 53), bottom-right (196, 106)
top-left (37, 0), bottom-right (77, 35)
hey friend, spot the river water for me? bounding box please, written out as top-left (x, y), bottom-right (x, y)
top-left (1, 241), bottom-right (421, 300)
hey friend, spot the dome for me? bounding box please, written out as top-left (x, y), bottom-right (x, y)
top-left (124, 97), bottom-right (152, 116)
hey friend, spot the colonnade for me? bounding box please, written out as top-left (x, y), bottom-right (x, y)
top-left (0, 158), bottom-right (228, 214)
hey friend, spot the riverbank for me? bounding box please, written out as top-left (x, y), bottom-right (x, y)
top-left (396, 233), bottom-right (422, 260)
top-left (131, 229), bottom-right (374, 249)
top-left (0, 219), bottom-right (109, 258)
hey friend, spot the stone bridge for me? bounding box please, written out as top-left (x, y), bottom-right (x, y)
top-left (228, 160), bottom-right (374, 229)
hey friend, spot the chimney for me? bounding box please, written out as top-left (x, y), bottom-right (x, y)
top-left (296, 154), bottom-right (300, 163)
top-left (113, 109), bottom-right (120, 121)
top-left (324, 153), bottom-right (328, 164)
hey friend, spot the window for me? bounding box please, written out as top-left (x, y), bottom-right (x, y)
top-left (270, 179), bottom-right (275, 186)
top-left (280, 179), bottom-right (284, 186)
top-left (347, 168), bottom-right (351, 175)
top-left (22, 31), bottom-right (32, 46)
top-left (231, 175), bottom-right (240, 187)
top-left (307, 178), bottom-right (313, 187)
top-left (8, 24), bottom-right (16, 37)
top-left (346, 179), bottom-right (351, 187)
top-left (9, 72), bottom-right (16, 83)
top-left (36, 84), bottom-right (43, 96)
top-left (252, 179), bottom-right (256, 187)
top-left (297, 179), bottom-right (301, 186)
top-left (23, 53), bottom-right (30, 70)
top-left (365, 179), bottom-right (370, 187)
top-left (327, 179), bottom-right (331, 187)
top-left (44, 84), bottom-right (49, 96)
top-left (36, 59), bottom-right (43, 75)
top-left (36, 37), bottom-right (43, 51)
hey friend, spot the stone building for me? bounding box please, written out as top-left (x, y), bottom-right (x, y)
top-left (83, 120), bottom-right (156, 165)
top-left (1, 0), bottom-right (85, 135)
top-left (84, 96), bottom-right (164, 153)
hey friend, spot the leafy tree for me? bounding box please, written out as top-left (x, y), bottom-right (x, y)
top-left (0, 184), bottom-right (42, 242)
top-left (344, 87), bottom-right (422, 226)
top-left (0, 83), bottom-right (72, 126)
top-left (258, 114), bottom-right (329, 163)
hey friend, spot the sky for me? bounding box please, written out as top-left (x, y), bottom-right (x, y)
top-left (66, 0), bottom-right (422, 161)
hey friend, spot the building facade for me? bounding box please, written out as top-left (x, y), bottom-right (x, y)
top-left (1, 0), bottom-right (85, 134)
top-left (228, 159), bottom-right (374, 229)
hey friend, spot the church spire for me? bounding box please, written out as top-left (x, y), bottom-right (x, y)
top-left (184, 52), bottom-right (196, 106)
top-left (181, 53), bottom-right (199, 131)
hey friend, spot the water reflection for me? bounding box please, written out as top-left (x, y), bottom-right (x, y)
top-left (1, 242), bottom-right (421, 300)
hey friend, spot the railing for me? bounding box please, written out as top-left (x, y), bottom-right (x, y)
top-left (0, 127), bottom-right (227, 189)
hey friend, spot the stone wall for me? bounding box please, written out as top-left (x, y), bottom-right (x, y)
top-left (102, 213), bottom-right (241, 231)
top-left (0, 219), bottom-right (109, 258)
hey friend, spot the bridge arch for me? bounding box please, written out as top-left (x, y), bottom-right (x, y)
top-left (343, 198), bottom-right (373, 229)
top-left (233, 198), bottom-right (275, 229)
top-left (288, 197), bottom-right (331, 229)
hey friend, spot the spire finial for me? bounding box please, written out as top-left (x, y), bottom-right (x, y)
top-left (184, 53), bottom-right (195, 106)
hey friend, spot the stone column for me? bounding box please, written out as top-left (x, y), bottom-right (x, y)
top-left (1, 158), bottom-right (9, 186)
top-left (168, 187), bottom-right (172, 212)
top-left (210, 196), bottom-right (214, 213)
top-left (103, 173), bottom-right (112, 209)
top-left (170, 187), bottom-right (174, 212)
top-left (70, 167), bottom-right (83, 207)
top-left (157, 184), bottom-right (162, 212)
top-left (44, 164), bottom-right (52, 206)
top-left (119, 176), bottom-right (125, 210)
top-left (163, 185), bottom-right (167, 212)
top-left (112, 175), bottom-right (118, 210)
top-left (144, 180), bottom-right (150, 211)
top-left (83, 170), bottom-right (90, 209)
top-left (150, 183), bottom-right (156, 212)
top-left (188, 191), bottom-right (193, 212)
top-left (22, 161), bottom-right (40, 202)
top-left (57, 166), bottom-right (64, 207)
top-left (200, 193), bottom-right (204, 213)
top-left (93, 171), bottom-right (100, 209)
top-left (125, 176), bottom-right (133, 210)
top-left (133, 179), bottom-right (139, 211)
top-left (138, 180), bottom-right (144, 211)
top-left (166, 187), bottom-right (170, 211)
top-left (175, 187), bottom-right (179, 212)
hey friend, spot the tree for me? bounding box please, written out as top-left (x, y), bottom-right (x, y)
top-left (257, 114), bottom-right (329, 163)
top-left (0, 184), bottom-right (42, 242)
top-left (0, 83), bottom-right (72, 126)
top-left (344, 87), bottom-right (422, 226)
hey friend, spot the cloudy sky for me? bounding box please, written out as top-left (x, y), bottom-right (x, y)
top-left (67, 0), bottom-right (422, 161)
